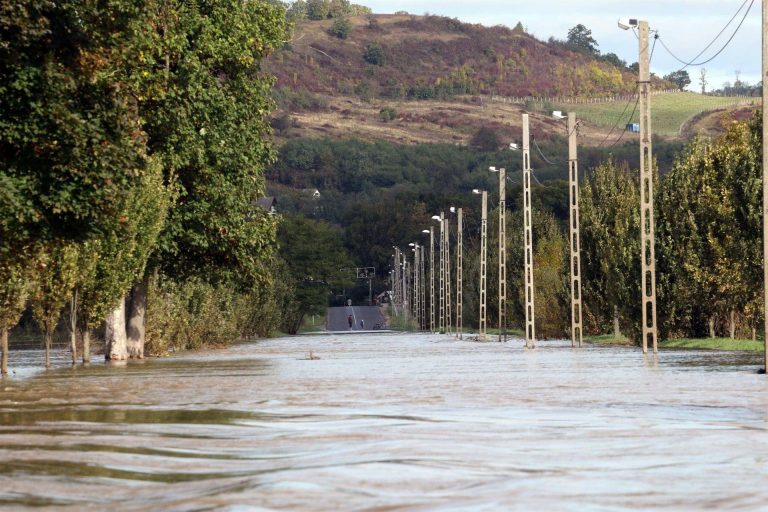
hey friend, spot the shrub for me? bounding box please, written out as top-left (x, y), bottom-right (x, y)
top-left (328, 18), bottom-right (351, 39)
top-left (363, 42), bottom-right (385, 65)
top-left (470, 126), bottom-right (501, 151)
top-left (379, 106), bottom-right (397, 122)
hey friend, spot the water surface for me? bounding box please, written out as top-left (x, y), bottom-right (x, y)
top-left (1, 334), bottom-right (767, 510)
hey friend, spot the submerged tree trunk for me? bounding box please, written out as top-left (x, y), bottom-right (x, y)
top-left (729, 309), bottom-right (736, 340)
top-left (709, 316), bottom-right (716, 339)
top-left (69, 289), bottom-right (78, 365)
top-left (44, 328), bottom-right (52, 368)
top-left (82, 328), bottom-right (91, 365)
top-left (1, 327), bottom-right (8, 375)
top-left (126, 278), bottom-right (147, 359)
top-left (612, 305), bottom-right (621, 338)
top-left (105, 298), bottom-right (128, 361)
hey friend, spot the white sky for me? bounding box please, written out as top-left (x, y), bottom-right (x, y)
top-left (362, 0), bottom-right (763, 91)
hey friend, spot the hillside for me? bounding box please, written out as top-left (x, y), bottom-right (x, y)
top-left (266, 14), bottom-right (659, 101)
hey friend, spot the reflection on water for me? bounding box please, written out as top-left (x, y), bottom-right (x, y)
top-left (1, 335), bottom-right (767, 510)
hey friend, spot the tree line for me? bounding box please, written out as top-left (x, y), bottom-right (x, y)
top-left (0, 0), bottom-right (304, 373)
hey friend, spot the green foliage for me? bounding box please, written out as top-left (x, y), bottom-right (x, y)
top-left (580, 160), bottom-right (640, 336)
top-left (471, 126), bottom-right (502, 151)
top-left (79, 158), bottom-right (170, 329)
top-left (566, 24), bottom-right (599, 55)
top-left (379, 106), bottom-right (397, 122)
top-left (134, 0), bottom-right (287, 289)
top-left (363, 42), bottom-right (385, 66)
top-left (278, 214), bottom-right (353, 333)
top-left (328, 17), bottom-right (352, 39)
top-left (664, 70), bottom-right (692, 90)
top-left (657, 116), bottom-right (763, 338)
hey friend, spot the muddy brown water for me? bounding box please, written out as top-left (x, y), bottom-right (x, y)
top-left (1, 334), bottom-right (767, 510)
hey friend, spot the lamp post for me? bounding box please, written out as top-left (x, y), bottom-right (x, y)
top-left (456, 207), bottom-right (463, 339)
top-left (422, 229), bottom-right (434, 332)
top-left (473, 189), bottom-right (488, 340)
top-left (619, 17), bottom-right (657, 353)
top-left (445, 210), bottom-right (453, 336)
top-left (490, 167), bottom-right (507, 342)
top-left (567, 112), bottom-right (583, 348)
top-left (433, 214), bottom-right (445, 332)
top-left (522, 113), bottom-right (536, 348)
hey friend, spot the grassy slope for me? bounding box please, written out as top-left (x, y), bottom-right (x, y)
top-left (535, 92), bottom-right (760, 136)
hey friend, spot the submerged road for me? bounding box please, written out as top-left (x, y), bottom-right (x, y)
top-left (0, 336), bottom-right (766, 509)
top-left (326, 305), bottom-right (386, 331)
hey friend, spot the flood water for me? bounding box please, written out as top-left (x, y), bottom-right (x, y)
top-left (1, 333), bottom-right (767, 510)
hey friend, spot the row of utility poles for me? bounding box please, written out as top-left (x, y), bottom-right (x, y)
top-left (391, 9), bottom-right (767, 373)
top-left (389, 112), bottom-right (583, 349)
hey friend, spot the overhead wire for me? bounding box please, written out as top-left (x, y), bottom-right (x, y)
top-left (531, 135), bottom-right (559, 165)
top-left (656, 0), bottom-right (754, 69)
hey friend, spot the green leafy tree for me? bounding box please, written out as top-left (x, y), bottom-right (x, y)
top-left (471, 126), bottom-right (502, 152)
top-left (663, 70), bottom-right (692, 90)
top-left (567, 24), bottom-right (599, 55)
top-left (306, 0), bottom-right (331, 19)
top-left (328, 17), bottom-right (352, 39)
top-left (363, 42), bottom-right (385, 65)
top-left (135, 0), bottom-right (287, 289)
top-left (580, 160), bottom-right (640, 337)
top-left (30, 243), bottom-right (80, 367)
top-left (278, 214), bottom-right (353, 334)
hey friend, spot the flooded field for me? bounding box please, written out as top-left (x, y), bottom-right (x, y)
top-left (1, 333), bottom-right (767, 510)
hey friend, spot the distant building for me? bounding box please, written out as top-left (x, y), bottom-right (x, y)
top-left (626, 123), bottom-right (640, 133)
top-left (256, 196), bottom-right (277, 216)
top-left (301, 188), bottom-right (321, 199)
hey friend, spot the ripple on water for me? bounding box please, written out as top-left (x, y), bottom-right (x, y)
top-left (0, 335), bottom-right (767, 510)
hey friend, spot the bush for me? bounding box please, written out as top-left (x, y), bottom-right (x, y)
top-left (363, 42), bottom-right (385, 66)
top-left (379, 106), bottom-right (397, 122)
top-left (470, 126), bottom-right (501, 151)
top-left (328, 18), bottom-right (351, 39)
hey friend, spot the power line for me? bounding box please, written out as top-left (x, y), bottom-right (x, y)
top-left (531, 135), bottom-right (559, 165)
top-left (657, 0), bottom-right (754, 69)
top-left (597, 85), bottom-right (638, 148)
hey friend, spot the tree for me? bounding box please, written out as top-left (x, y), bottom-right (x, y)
top-left (580, 160), bottom-right (640, 337)
top-left (328, 17), bottom-right (352, 39)
top-left (602, 52), bottom-right (626, 69)
top-left (278, 214), bottom-right (353, 334)
top-left (664, 70), bottom-right (691, 90)
top-left (566, 24), bottom-right (599, 55)
top-left (30, 243), bottom-right (79, 367)
top-left (470, 126), bottom-right (502, 152)
top-left (306, 0), bottom-right (331, 20)
top-left (699, 68), bottom-right (708, 94)
top-left (363, 42), bottom-right (385, 65)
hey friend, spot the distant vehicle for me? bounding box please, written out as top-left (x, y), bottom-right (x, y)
top-left (626, 123), bottom-right (640, 133)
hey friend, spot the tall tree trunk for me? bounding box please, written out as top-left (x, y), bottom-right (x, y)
top-left (709, 316), bottom-right (716, 339)
top-left (612, 305), bottom-right (621, 337)
top-left (82, 328), bottom-right (91, 365)
top-left (753, 326), bottom-right (757, 341)
top-left (1, 326), bottom-right (8, 375)
top-left (729, 309), bottom-right (736, 340)
top-left (69, 289), bottom-right (78, 365)
top-left (105, 298), bottom-right (128, 361)
top-left (44, 328), bottom-right (52, 368)
top-left (126, 277), bottom-right (147, 359)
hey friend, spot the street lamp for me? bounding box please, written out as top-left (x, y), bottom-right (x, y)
top-left (422, 229), bottom-right (434, 332)
top-left (620, 17), bottom-right (657, 353)
top-left (489, 166), bottom-right (507, 342)
top-left (473, 189), bottom-right (488, 340)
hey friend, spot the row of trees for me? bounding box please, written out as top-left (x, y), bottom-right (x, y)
top-left (0, 0), bottom-right (289, 373)
top-left (452, 114), bottom-right (763, 340)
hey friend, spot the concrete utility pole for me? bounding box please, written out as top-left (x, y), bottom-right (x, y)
top-left (445, 218), bottom-right (453, 335)
top-left (412, 245), bottom-right (419, 324)
top-left (430, 227), bottom-right (435, 332)
top-left (568, 112), bottom-right (583, 348)
top-left (439, 212), bottom-right (445, 332)
top-left (497, 168), bottom-right (507, 342)
top-left (403, 259), bottom-right (409, 321)
top-left (762, 0), bottom-right (767, 372)
top-left (456, 208), bottom-right (463, 339)
top-left (478, 190), bottom-right (488, 340)
top-left (393, 249), bottom-right (400, 312)
top-left (638, 20), bottom-right (658, 353)
top-left (420, 245), bottom-right (426, 330)
top-left (522, 113), bottom-right (536, 348)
